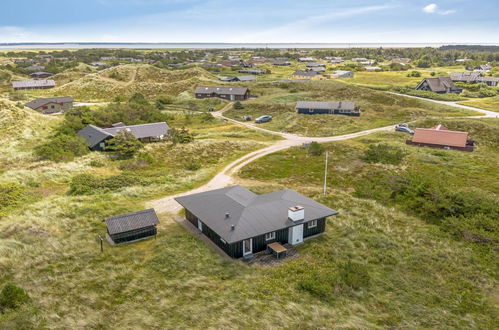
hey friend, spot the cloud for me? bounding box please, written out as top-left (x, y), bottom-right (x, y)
top-left (423, 3), bottom-right (437, 13)
top-left (423, 3), bottom-right (456, 15)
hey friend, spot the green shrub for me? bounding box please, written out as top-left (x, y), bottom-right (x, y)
top-left (307, 142), bottom-right (324, 156)
top-left (168, 127), bottom-right (194, 144)
top-left (0, 183), bottom-right (26, 217)
top-left (185, 161), bottom-right (201, 171)
top-left (338, 262), bottom-right (371, 290)
top-left (0, 283), bottom-right (30, 312)
top-left (106, 130), bottom-right (143, 159)
top-left (407, 71), bottom-right (421, 77)
top-left (361, 144), bottom-right (407, 165)
top-left (233, 101), bottom-right (244, 109)
top-left (68, 174), bottom-right (101, 195)
top-left (35, 135), bottom-right (89, 162)
top-left (297, 275), bottom-right (332, 299)
top-left (89, 160), bottom-right (105, 167)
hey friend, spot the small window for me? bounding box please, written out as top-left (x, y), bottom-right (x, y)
top-left (220, 238), bottom-right (227, 244)
top-left (265, 232), bottom-right (276, 241)
top-left (308, 220), bottom-right (317, 228)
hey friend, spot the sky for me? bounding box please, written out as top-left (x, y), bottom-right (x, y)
top-left (0, 0), bottom-right (498, 43)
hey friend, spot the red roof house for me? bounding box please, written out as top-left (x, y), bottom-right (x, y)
top-left (407, 124), bottom-right (474, 151)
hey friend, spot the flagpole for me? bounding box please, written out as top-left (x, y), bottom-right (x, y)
top-left (323, 151), bottom-right (328, 196)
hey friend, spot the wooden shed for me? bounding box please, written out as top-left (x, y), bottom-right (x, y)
top-left (104, 209), bottom-right (160, 244)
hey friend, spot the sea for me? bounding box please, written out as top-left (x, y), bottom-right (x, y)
top-left (1, 42), bottom-right (497, 50)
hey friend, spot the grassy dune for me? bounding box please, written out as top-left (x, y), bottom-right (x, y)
top-left (27, 64), bottom-right (219, 101)
top-left (459, 96), bottom-right (499, 113)
top-left (224, 81), bottom-right (481, 136)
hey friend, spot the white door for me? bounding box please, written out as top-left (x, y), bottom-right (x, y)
top-left (288, 224), bottom-right (304, 245)
top-left (197, 219), bottom-right (203, 231)
top-left (243, 238), bottom-right (252, 256)
top-left (230, 95), bottom-right (235, 101)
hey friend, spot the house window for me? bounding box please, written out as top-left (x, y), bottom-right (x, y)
top-left (220, 238), bottom-right (227, 244)
top-left (308, 220), bottom-right (317, 228)
top-left (309, 108), bottom-right (314, 113)
top-left (265, 232), bottom-right (276, 241)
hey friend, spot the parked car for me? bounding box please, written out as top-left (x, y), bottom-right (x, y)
top-left (255, 115), bottom-right (272, 123)
top-left (395, 123), bottom-right (414, 134)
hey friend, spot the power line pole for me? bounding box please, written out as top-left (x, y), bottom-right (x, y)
top-left (323, 151), bottom-right (328, 196)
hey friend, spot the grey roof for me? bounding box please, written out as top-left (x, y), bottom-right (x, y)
top-left (174, 185), bottom-right (338, 243)
top-left (450, 72), bottom-right (482, 82)
top-left (306, 62), bottom-right (326, 67)
top-left (30, 71), bottom-right (54, 77)
top-left (292, 70), bottom-right (319, 76)
top-left (235, 75), bottom-right (256, 81)
top-left (77, 124), bottom-right (113, 148)
top-left (12, 80), bottom-right (55, 89)
top-left (417, 76), bottom-right (458, 92)
top-left (25, 97), bottom-right (73, 110)
top-left (195, 86), bottom-right (249, 96)
top-left (25, 65), bottom-right (45, 71)
top-left (104, 208), bottom-right (159, 235)
top-left (219, 76), bottom-right (256, 82)
top-left (102, 122), bottom-right (170, 139)
top-left (295, 101), bottom-right (356, 111)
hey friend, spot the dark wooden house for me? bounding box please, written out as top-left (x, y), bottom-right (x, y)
top-left (415, 77), bottom-right (461, 94)
top-left (295, 101), bottom-right (360, 116)
top-left (175, 186), bottom-right (338, 259)
top-left (195, 86), bottom-right (250, 101)
top-left (30, 72), bottom-right (54, 79)
top-left (104, 209), bottom-right (160, 244)
top-left (77, 122), bottom-right (169, 151)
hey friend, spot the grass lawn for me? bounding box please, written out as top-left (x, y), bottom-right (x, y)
top-left (224, 80), bottom-right (481, 137)
top-left (459, 96), bottom-right (499, 113)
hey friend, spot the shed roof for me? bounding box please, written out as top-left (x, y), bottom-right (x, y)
top-left (295, 101), bottom-right (356, 111)
top-left (104, 208), bottom-right (160, 235)
top-left (292, 70), bottom-right (319, 76)
top-left (412, 124), bottom-right (469, 147)
top-left (25, 97), bottom-right (73, 110)
top-left (12, 80), bottom-right (55, 89)
top-left (195, 86), bottom-right (248, 95)
top-left (175, 185), bottom-right (337, 243)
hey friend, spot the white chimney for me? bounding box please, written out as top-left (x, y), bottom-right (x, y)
top-left (288, 206), bottom-right (304, 222)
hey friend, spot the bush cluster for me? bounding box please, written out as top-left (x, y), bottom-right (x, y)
top-left (355, 170), bottom-right (499, 245)
top-left (0, 283), bottom-right (29, 312)
top-left (361, 144), bottom-right (407, 165)
top-left (68, 173), bottom-right (142, 195)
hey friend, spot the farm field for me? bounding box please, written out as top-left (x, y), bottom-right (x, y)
top-left (223, 80), bottom-right (480, 136)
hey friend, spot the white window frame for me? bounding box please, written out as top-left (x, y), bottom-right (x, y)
top-left (265, 231), bottom-right (276, 241)
top-left (308, 220), bottom-right (317, 228)
top-left (220, 238), bottom-right (227, 244)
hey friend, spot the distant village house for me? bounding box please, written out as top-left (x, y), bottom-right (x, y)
top-left (77, 122), bottom-right (170, 151)
top-left (295, 101), bottom-right (360, 116)
top-left (195, 86), bottom-right (250, 101)
top-left (25, 97), bottom-right (73, 114)
top-left (415, 77), bottom-right (461, 94)
top-left (12, 79), bottom-right (56, 90)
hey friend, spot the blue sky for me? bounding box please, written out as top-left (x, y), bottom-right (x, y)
top-left (1, 0), bottom-right (497, 43)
